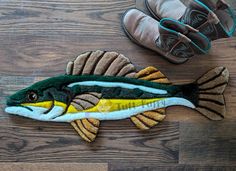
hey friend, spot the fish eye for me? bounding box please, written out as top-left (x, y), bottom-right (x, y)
top-left (27, 91), bottom-right (38, 102)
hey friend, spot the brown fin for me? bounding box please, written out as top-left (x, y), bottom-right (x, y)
top-left (136, 66), bottom-right (171, 84)
top-left (196, 67), bottom-right (229, 120)
top-left (131, 109), bottom-right (166, 130)
top-left (71, 93), bottom-right (102, 111)
top-left (66, 50), bottom-right (137, 78)
top-left (71, 119), bottom-right (100, 142)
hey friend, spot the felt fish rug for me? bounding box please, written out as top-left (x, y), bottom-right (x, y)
top-left (5, 50), bottom-right (229, 142)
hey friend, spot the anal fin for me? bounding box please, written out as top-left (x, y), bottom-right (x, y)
top-left (131, 109), bottom-right (166, 130)
top-left (71, 118), bottom-right (100, 142)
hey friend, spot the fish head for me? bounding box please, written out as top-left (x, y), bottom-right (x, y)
top-left (5, 77), bottom-right (68, 121)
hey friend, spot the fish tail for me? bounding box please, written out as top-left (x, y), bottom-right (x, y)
top-left (194, 67), bottom-right (229, 120)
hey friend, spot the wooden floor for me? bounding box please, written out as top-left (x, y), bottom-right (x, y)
top-left (0, 0), bottom-right (236, 170)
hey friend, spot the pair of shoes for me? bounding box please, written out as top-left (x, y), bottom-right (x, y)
top-left (122, 0), bottom-right (236, 64)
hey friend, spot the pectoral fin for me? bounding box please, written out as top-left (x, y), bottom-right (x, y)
top-left (131, 109), bottom-right (166, 130)
top-left (71, 118), bottom-right (100, 142)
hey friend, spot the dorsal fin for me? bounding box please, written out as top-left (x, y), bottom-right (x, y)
top-left (131, 108), bottom-right (166, 130)
top-left (136, 66), bottom-right (171, 84)
top-left (66, 50), bottom-right (137, 78)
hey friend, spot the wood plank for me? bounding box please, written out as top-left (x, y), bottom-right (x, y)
top-left (0, 119), bottom-right (179, 163)
top-left (0, 163), bottom-right (108, 171)
top-left (109, 163), bottom-right (236, 171)
top-left (0, 0), bottom-right (134, 36)
top-left (179, 122), bottom-right (236, 165)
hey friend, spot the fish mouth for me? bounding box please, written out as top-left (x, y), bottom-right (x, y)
top-left (6, 98), bottom-right (18, 107)
top-left (6, 104), bottom-right (33, 112)
top-left (19, 105), bottom-right (33, 111)
top-left (6, 98), bottom-right (33, 112)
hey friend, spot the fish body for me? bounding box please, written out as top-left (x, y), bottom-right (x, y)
top-left (5, 50), bottom-right (229, 142)
top-left (6, 74), bottom-right (195, 122)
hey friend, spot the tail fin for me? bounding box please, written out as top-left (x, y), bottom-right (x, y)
top-left (195, 67), bottom-right (229, 120)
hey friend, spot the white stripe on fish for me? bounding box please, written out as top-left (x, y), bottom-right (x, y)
top-left (67, 81), bottom-right (168, 95)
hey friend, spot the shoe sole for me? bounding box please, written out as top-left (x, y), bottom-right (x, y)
top-left (121, 9), bottom-right (189, 64)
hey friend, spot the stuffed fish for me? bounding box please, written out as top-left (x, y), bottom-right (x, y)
top-left (5, 50), bottom-right (229, 142)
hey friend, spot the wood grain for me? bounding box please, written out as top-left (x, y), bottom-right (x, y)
top-left (0, 118), bottom-right (179, 163)
top-left (180, 121), bottom-right (236, 165)
top-left (110, 164), bottom-right (236, 171)
top-left (0, 163), bottom-right (108, 171)
top-left (0, 0), bottom-right (236, 170)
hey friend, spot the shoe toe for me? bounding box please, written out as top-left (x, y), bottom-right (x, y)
top-left (122, 9), bottom-right (145, 34)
